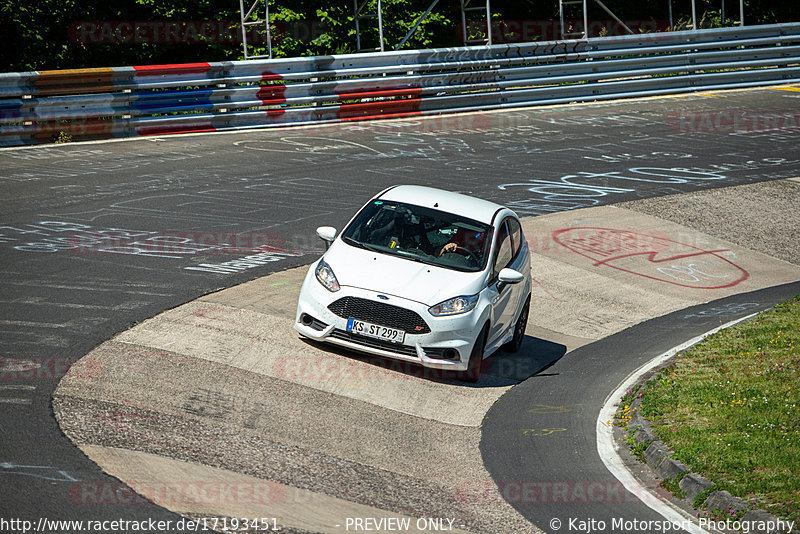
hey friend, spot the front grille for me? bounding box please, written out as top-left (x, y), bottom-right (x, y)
top-left (331, 329), bottom-right (419, 357)
top-left (327, 297), bottom-right (431, 334)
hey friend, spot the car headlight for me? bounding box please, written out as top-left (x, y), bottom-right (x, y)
top-left (315, 260), bottom-right (340, 292)
top-left (428, 294), bottom-right (478, 316)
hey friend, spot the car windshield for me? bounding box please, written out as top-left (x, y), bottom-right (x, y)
top-left (340, 199), bottom-right (493, 272)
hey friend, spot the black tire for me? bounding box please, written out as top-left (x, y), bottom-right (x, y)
top-left (457, 327), bottom-right (486, 383)
top-left (502, 294), bottom-right (530, 353)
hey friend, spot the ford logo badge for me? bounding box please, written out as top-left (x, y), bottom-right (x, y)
top-left (377, 294), bottom-right (389, 300)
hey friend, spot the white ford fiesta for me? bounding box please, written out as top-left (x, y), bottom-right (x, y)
top-left (294, 185), bottom-right (531, 382)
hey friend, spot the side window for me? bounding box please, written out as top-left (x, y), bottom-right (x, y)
top-left (507, 217), bottom-right (523, 257)
top-left (492, 221), bottom-right (513, 280)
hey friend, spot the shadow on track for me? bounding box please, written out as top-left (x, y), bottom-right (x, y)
top-left (300, 335), bottom-right (567, 387)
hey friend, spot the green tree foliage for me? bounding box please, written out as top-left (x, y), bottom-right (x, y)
top-left (0, 0), bottom-right (797, 72)
top-left (232, 0), bottom-right (456, 58)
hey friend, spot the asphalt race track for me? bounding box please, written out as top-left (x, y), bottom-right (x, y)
top-left (1, 86), bottom-right (800, 532)
top-left (481, 281), bottom-right (800, 534)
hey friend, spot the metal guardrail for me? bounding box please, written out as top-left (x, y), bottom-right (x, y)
top-left (1, 23), bottom-right (799, 145)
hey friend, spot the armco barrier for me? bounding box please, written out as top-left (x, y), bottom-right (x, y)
top-left (1, 23), bottom-right (799, 145)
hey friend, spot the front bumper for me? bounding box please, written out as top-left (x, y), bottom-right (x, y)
top-left (293, 268), bottom-right (483, 371)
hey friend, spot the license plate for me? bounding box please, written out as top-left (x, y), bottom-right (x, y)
top-left (347, 318), bottom-right (405, 344)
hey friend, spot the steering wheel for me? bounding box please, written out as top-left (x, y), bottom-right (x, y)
top-left (448, 246), bottom-right (478, 264)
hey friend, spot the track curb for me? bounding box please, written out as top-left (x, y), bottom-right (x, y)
top-left (614, 310), bottom-right (800, 534)
top-left (595, 316), bottom-right (761, 534)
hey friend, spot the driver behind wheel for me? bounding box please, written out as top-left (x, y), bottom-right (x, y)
top-left (437, 226), bottom-right (485, 258)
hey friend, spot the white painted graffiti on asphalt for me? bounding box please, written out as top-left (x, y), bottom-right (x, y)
top-left (184, 249), bottom-right (304, 274)
top-left (499, 167), bottom-right (725, 215)
top-left (682, 302), bottom-right (763, 319)
top-left (0, 462), bottom-right (80, 482)
top-left (1, 221), bottom-right (301, 260)
top-left (498, 162), bottom-right (794, 215)
top-left (1, 221), bottom-right (216, 257)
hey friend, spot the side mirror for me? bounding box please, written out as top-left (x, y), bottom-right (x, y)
top-left (497, 268), bottom-right (524, 291)
top-left (498, 268), bottom-right (524, 284)
top-left (316, 226), bottom-right (337, 250)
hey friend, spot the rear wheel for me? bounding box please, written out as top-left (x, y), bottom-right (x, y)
top-left (457, 327), bottom-right (486, 383)
top-left (502, 295), bottom-right (530, 353)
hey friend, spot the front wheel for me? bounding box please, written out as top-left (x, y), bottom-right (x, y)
top-left (457, 328), bottom-right (486, 383)
top-left (502, 294), bottom-right (530, 353)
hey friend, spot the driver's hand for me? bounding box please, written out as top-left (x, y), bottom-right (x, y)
top-left (438, 242), bottom-right (457, 256)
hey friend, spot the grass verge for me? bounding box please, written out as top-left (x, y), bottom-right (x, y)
top-left (638, 296), bottom-right (799, 522)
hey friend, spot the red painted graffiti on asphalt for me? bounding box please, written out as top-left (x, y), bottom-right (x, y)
top-left (552, 227), bottom-right (749, 289)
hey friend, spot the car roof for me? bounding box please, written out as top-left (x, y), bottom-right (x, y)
top-left (377, 185), bottom-right (506, 225)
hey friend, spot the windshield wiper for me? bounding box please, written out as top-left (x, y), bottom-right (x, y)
top-left (396, 252), bottom-right (426, 264)
top-left (342, 236), bottom-right (382, 253)
top-left (394, 249), bottom-right (441, 267)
